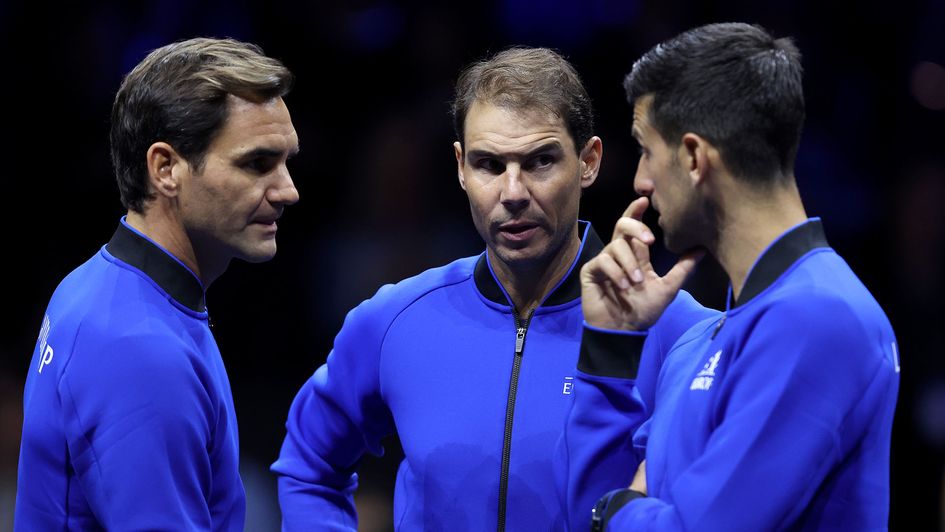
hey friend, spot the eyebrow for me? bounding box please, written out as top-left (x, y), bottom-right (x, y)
top-left (466, 141), bottom-right (564, 162)
top-left (236, 145), bottom-right (300, 161)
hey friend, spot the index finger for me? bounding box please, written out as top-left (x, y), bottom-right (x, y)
top-left (622, 196), bottom-right (650, 221)
top-left (611, 213), bottom-right (656, 244)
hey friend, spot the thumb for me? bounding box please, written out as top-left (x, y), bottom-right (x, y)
top-left (662, 248), bottom-right (705, 291)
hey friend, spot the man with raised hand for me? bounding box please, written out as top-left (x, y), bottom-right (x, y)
top-left (565, 23), bottom-right (899, 531)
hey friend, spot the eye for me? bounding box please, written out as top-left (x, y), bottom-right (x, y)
top-left (521, 153), bottom-right (556, 173)
top-left (533, 153), bottom-right (555, 169)
top-left (475, 158), bottom-right (505, 174)
top-left (242, 157), bottom-right (277, 174)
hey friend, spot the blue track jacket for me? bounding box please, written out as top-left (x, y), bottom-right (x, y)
top-left (561, 219), bottom-right (900, 531)
top-left (272, 222), bottom-right (718, 531)
top-left (15, 220), bottom-right (245, 531)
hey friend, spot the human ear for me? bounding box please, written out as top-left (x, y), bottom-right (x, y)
top-left (453, 141), bottom-right (466, 191)
top-left (146, 142), bottom-right (186, 198)
top-left (579, 136), bottom-right (603, 189)
top-left (681, 133), bottom-right (710, 186)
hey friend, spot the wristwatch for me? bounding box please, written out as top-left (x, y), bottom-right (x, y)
top-left (590, 488), bottom-right (646, 531)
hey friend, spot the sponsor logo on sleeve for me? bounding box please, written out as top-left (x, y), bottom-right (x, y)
top-left (37, 314), bottom-right (54, 374)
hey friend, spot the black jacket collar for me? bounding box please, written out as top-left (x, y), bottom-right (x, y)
top-left (734, 218), bottom-right (829, 308)
top-left (106, 219), bottom-right (207, 312)
top-left (474, 221), bottom-right (604, 309)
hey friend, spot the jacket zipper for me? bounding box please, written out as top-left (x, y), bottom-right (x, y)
top-left (497, 310), bottom-right (533, 531)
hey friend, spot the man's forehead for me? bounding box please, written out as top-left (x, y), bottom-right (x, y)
top-left (469, 100), bottom-right (564, 127)
top-left (631, 95), bottom-right (655, 137)
top-left (212, 95), bottom-right (298, 154)
top-left (464, 100), bottom-right (572, 149)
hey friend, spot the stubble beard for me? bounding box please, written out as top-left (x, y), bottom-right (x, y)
top-left (662, 191), bottom-right (716, 256)
top-left (491, 220), bottom-right (578, 277)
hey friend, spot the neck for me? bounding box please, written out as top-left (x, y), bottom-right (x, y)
top-left (126, 207), bottom-right (225, 288)
top-left (489, 227), bottom-right (581, 316)
top-left (711, 178), bottom-right (807, 302)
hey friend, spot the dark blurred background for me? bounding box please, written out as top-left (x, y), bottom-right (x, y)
top-left (1, 0), bottom-right (943, 530)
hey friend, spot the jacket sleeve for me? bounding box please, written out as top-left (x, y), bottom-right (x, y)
top-left (606, 297), bottom-right (900, 531)
top-left (59, 329), bottom-right (223, 531)
top-left (271, 293), bottom-right (397, 531)
top-left (556, 291), bottom-right (719, 532)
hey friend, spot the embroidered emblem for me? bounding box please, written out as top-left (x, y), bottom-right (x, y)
top-left (690, 350), bottom-right (721, 391)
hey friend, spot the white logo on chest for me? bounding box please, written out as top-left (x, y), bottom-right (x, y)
top-left (690, 350), bottom-right (722, 391)
top-left (562, 376), bottom-right (574, 395)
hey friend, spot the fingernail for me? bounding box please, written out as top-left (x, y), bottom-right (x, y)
top-left (619, 278), bottom-right (630, 290)
top-left (644, 232), bottom-right (654, 242)
top-left (632, 269), bottom-right (643, 283)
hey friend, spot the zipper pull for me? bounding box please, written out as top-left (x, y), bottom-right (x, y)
top-left (515, 327), bottom-right (526, 354)
top-left (711, 314), bottom-right (726, 339)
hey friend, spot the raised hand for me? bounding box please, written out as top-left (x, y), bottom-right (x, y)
top-left (580, 197), bottom-right (703, 331)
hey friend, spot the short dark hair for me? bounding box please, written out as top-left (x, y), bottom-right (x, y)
top-left (110, 37), bottom-right (294, 212)
top-left (451, 47), bottom-right (594, 153)
top-left (625, 23), bottom-right (804, 182)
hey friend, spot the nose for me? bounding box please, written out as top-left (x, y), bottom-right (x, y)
top-left (267, 166), bottom-right (300, 206)
top-left (500, 164), bottom-right (529, 212)
top-left (633, 160), bottom-right (652, 197)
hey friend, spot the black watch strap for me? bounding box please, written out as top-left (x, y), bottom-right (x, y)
top-left (590, 488), bottom-right (646, 531)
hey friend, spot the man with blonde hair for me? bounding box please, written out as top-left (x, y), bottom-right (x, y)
top-left (16, 37), bottom-right (299, 530)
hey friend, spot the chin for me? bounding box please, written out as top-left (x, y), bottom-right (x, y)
top-left (242, 255), bottom-right (275, 264)
top-left (663, 238), bottom-right (688, 256)
top-left (493, 245), bottom-right (550, 270)
top-left (662, 238), bottom-right (684, 255)
top-left (663, 227), bottom-right (703, 255)
top-left (238, 244), bottom-right (278, 263)
top-left (661, 225), bottom-right (684, 254)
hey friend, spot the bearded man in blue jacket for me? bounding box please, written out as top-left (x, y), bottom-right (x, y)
top-left (563, 23), bottom-right (900, 531)
top-left (272, 47), bottom-right (717, 531)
